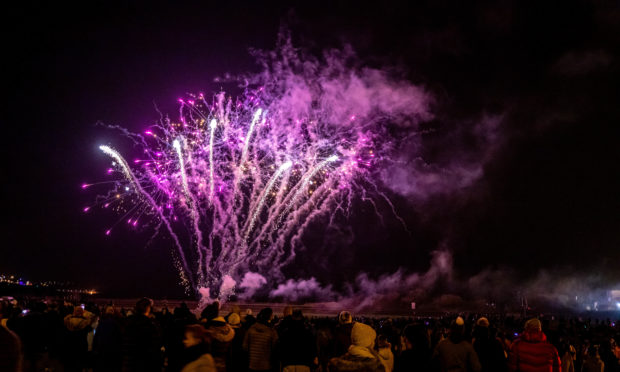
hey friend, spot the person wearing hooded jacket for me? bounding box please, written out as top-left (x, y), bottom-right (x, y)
top-left (328, 322), bottom-right (385, 372)
top-left (508, 318), bottom-right (560, 372)
top-left (64, 305), bottom-right (95, 372)
top-left (205, 316), bottom-right (235, 372)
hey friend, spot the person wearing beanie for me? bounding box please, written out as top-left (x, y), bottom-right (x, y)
top-left (339, 311), bottom-right (353, 325)
top-left (334, 311), bottom-right (355, 357)
top-left (472, 317), bottom-right (507, 372)
top-left (432, 317), bottom-right (481, 372)
top-left (228, 313), bottom-right (241, 329)
top-left (201, 302), bottom-right (220, 324)
top-left (476, 317), bottom-right (490, 328)
top-left (328, 322), bottom-right (385, 372)
top-left (243, 309), bottom-right (256, 327)
top-left (229, 305), bottom-right (241, 318)
top-left (508, 318), bottom-right (560, 372)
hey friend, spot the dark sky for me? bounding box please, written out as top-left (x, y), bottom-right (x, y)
top-left (2, 1), bottom-right (619, 299)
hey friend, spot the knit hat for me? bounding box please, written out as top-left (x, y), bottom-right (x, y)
top-left (201, 302), bottom-right (219, 321)
top-left (525, 318), bottom-right (542, 332)
top-left (339, 310), bottom-right (353, 324)
top-left (476, 317), bottom-right (490, 327)
top-left (228, 313), bottom-right (241, 327)
top-left (351, 322), bottom-right (376, 348)
top-left (257, 307), bottom-right (273, 324)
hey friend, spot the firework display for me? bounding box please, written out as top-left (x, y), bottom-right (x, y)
top-left (84, 43), bottom-right (429, 297)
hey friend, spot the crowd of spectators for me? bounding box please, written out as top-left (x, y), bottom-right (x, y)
top-left (1, 296), bottom-right (619, 372)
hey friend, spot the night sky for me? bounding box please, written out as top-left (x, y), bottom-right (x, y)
top-left (2, 1), bottom-right (619, 299)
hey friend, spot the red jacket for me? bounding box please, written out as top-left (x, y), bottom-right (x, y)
top-left (508, 331), bottom-right (560, 372)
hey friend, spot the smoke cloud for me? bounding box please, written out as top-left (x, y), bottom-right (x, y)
top-left (380, 113), bottom-right (504, 200)
top-left (265, 249), bottom-right (620, 314)
top-left (238, 272), bottom-right (268, 299)
top-left (270, 277), bottom-right (337, 302)
top-left (219, 274), bottom-right (237, 300)
top-left (249, 40), bottom-right (433, 129)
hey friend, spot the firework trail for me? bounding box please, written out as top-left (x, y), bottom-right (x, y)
top-left (86, 39), bottom-right (432, 297)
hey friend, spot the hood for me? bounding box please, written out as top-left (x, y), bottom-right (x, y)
top-left (521, 330), bottom-right (547, 343)
top-left (64, 315), bottom-right (90, 331)
top-left (207, 323), bottom-right (235, 342)
top-left (348, 345), bottom-right (378, 359)
top-left (378, 348), bottom-right (393, 361)
top-left (330, 349), bottom-right (382, 372)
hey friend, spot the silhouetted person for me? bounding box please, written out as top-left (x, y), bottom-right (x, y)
top-left (205, 315), bottom-right (235, 372)
top-left (122, 298), bottom-right (162, 372)
top-left (472, 317), bottom-right (507, 372)
top-left (581, 346), bottom-right (604, 372)
top-left (377, 334), bottom-right (394, 372)
top-left (165, 304), bottom-right (198, 372)
top-left (278, 309), bottom-right (317, 372)
top-left (9, 301), bottom-right (54, 372)
top-left (0, 301), bottom-right (22, 372)
top-left (394, 322), bottom-right (431, 372)
top-left (333, 311), bottom-right (354, 357)
top-left (227, 313), bottom-right (247, 372)
top-left (181, 324), bottom-right (216, 372)
top-left (243, 307), bottom-right (278, 372)
top-left (93, 306), bottom-right (123, 372)
top-left (558, 341), bottom-right (575, 372)
top-left (200, 302), bottom-right (219, 324)
top-left (316, 318), bottom-right (336, 372)
top-left (64, 305), bottom-right (95, 372)
top-left (432, 317), bottom-right (481, 372)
